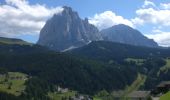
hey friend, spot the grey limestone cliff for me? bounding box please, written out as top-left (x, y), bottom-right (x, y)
top-left (37, 6), bottom-right (102, 51)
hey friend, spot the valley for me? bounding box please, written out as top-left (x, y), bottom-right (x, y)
top-left (0, 40), bottom-right (170, 100)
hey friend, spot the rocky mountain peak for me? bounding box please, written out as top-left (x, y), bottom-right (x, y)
top-left (37, 6), bottom-right (102, 51)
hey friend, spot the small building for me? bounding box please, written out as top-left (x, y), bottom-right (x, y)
top-left (155, 81), bottom-right (170, 94)
top-left (112, 90), bottom-right (124, 100)
top-left (71, 94), bottom-right (92, 100)
top-left (158, 81), bottom-right (170, 88)
top-left (127, 91), bottom-right (151, 100)
top-left (57, 86), bottom-right (68, 93)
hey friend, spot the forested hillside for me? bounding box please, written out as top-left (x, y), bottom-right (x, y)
top-left (69, 41), bottom-right (170, 62)
top-left (0, 43), bottom-right (137, 99)
top-left (69, 41), bottom-right (170, 91)
top-left (0, 41), bottom-right (170, 100)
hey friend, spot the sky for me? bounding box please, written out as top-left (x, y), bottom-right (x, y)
top-left (0, 0), bottom-right (170, 47)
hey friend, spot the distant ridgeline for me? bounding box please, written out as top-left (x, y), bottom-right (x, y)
top-left (0, 37), bottom-right (31, 45)
top-left (68, 41), bottom-right (169, 62)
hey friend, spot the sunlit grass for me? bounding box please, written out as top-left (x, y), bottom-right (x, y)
top-left (0, 72), bottom-right (28, 96)
top-left (48, 91), bottom-right (77, 100)
top-left (160, 91), bottom-right (170, 100)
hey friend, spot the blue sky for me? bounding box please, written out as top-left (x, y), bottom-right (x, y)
top-left (27, 0), bottom-right (166, 17)
top-left (29, 0), bottom-right (143, 18)
top-left (0, 0), bottom-right (170, 46)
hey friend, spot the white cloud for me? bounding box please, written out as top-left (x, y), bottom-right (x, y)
top-left (146, 30), bottom-right (170, 47)
top-left (132, 1), bottom-right (170, 47)
top-left (133, 8), bottom-right (170, 26)
top-left (131, 17), bottom-right (144, 26)
top-left (132, 1), bottom-right (170, 27)
top-left (89, 11), bottom-right (134, 30)
top-left (160, 3), bottom-right (170, 10)
top-left (0, 0), bottom-right (63, 37)
top-left (142, 0), bottom-right (156, 8)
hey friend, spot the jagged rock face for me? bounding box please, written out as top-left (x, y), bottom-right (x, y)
top-left (100, 24), bottom-right (158, 48)
top-left (37, 6), bottom-right (102, 51)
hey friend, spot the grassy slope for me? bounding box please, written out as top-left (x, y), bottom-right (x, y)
top-left (160, 91), bottom-right (170, 100)
top-left (0, 72), bottom-right (28, 96)
top-left (0, 37), bottom-right (32, 45)
top-left (94, 73), bottom-right (147, 100)
top-left (122, 73), bottom-right (146, 100)
top-left (93, 98), bottom-right (102, 100)
top-left (125, 58), bottom-right (144, 66)
top-left (157, 58), bottom-right (170, 76)
top-left (0, 41), bottom-right (31, 45)
top-left (48, 91), bottom-right (77, 100)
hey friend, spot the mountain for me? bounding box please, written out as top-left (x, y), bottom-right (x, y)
top-left (37, 6), bottom-right (102, 51)
top-left (37, 7), bottom-right (158, 51)
top-left (0, 37), bottom-right (31, 45)
top-left (100, 24), bottom-right (158, 48)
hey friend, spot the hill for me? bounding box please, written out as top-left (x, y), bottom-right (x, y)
top-left (68, 41), bottom-right (170, 62)
top-left (0, 37), bottom-right (31, 45)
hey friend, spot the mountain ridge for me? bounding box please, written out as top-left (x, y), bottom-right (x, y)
top-left (37, 6), bottom-right (159, 51)
top-left (100, 24), bottom-right (158, 48)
